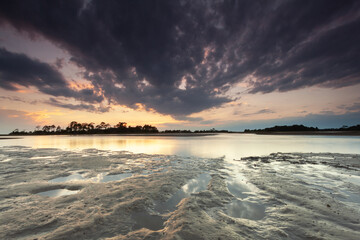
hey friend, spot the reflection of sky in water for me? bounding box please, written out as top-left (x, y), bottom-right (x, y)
top-left (36, 189), bottom-right (79, 197)
top-left (226, 171), bottom-right (257, 199)
top-left (225, 199), bottom-right (265, 220)
top-left (131, 211), bottom-right (164, 231)
top-left (155, 173), bottom-right (211, 213)
top-left (30, 156), bottom-right (58, 160)
top-left (49, 173), bottom-right (84, 182)
top-left (225, 161), bottom-right (261, 198)
top-left (1, 134), bottom-right (359, 161)
top-left (225, 162), bottom-right (266, 220)
top-left (49, 172), bottom-right (132, 183)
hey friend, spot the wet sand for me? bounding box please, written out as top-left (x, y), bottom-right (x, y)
top-left (0, 147), bottom-right (359, 239)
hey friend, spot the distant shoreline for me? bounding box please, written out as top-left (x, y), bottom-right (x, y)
top-left (245, 131), bottom-right (360, 136)
top-left (2, 133), bottom-right (219, 138)
top-left (2, 131), bottom-right (360, 137)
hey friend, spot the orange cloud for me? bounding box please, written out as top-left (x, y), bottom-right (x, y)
top-left (25, 110), bottom-right (64, 124)
top-left (68, 81), bottom-right (95, 90)
top-left (10, 83), bottom-right (34, 93)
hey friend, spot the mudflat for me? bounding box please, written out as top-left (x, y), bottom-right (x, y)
top-left (0, 146), bottom-right (359, 239)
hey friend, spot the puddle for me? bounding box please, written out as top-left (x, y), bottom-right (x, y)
top-left (347, 174), bottom-right (360, 185)
top-left (99, 173), bottom-right (132, 182)
top-left (49, 173), bottom-right (85, 183)
top-left (30, 156), bottom-right (58, 160)
top-left (340, 190), bottom-right (360, 208)
top-left (36, 189), bottom-right (79, 197)
top-left (224, 166), bottom-right (266, 220)
top-left (154, 173), bottom-right (211, 213)
top-left (141, 168), bottom-right (169, 176)
top-left (225, 199), bottom-right (265, 220)
top-left (226, 173), bottom-right (253, 199)
top-left (131, 211), bottom-right (164, 231)
top-left (48, 172), bottom-right (132, 183)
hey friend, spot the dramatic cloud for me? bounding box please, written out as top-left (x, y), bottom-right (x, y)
top-left (0, 0), bottom-right (359, 117)
top-left (0, 47), bottom-right (69, 93)
top-left (0, 48), bottom-right (104, 106)
top-left (47, 98), bottom-right (110, 113)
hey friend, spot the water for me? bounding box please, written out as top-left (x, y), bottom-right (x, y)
top-left (49, 173), bottom-right (85, 182)
top-left (154, 173), bottom-right (212, 213)
top-left (130, 173), bottom-right (212, 230)
top-left (49, 172), bottom-right (132, 183)
top-left (225, 199), bottom-right (266, 220)
top-left (1, 134), bottom-right (359, 161)
top-left (226, 172), bottom-right (255, 199)
top-left (36, 189), bottom-right (79, 197)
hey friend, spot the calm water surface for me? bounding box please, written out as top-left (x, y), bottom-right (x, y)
top-left (1, 134), bottom-right (360, 160)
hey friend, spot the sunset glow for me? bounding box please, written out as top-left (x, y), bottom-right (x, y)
top-left (1, 1), bottom-right (359, 133)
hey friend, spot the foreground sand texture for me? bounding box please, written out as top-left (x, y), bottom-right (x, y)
top-left (0, 147), bottom-right (359, 239)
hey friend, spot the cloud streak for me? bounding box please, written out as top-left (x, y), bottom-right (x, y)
top-left (0, 0), bottom-right (359, 117)
top-left (242, 109), bottom-right (276, 117)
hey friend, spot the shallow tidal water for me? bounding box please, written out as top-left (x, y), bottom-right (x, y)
top-left (36, 188), bottom-right (79, 197)
top-left (1, 133), bottom-right (360, 159)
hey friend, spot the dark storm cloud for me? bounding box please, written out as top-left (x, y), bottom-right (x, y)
top-left (0, 47), bottom-right (68, 92)
top-left (0, 48), bottom-right (104, 105)
top-left (47, 98), bottom-right (110, 113)
top-left (0, 0), bottom-right (359, 116)
top-left (54, 58), bottom-right (64, 69)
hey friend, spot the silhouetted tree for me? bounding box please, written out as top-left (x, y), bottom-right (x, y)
top-left (69, 121), bottom-right (78, 132)
top-left (115, 122), bottom-right (127, 129)
top-left (96, 122), bottom-right (106, 130)
top-left (81, 123), bottom-right (89, 131)
top-left (142, 124), bottom-right (158, 133)
top-left (42, 125), bottom-right (50, 132)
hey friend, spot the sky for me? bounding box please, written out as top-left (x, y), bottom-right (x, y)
top-left (0, 0), bottom-right (359, 134)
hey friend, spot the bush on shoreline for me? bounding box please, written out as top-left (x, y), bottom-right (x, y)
top-left (9, 121), bottom-right (158, 135)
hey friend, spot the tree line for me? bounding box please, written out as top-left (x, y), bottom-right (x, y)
top-left (9, 121), bottom-right (158, 135)
top-left (244, 124), bottom-right (360, 133)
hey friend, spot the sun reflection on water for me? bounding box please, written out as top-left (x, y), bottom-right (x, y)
top-left (1, 134), bottom-right (360, 160)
